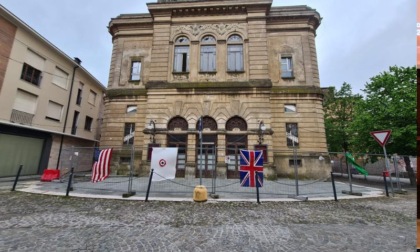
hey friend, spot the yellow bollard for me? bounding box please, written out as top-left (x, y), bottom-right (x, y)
top-left (193, 185), bottom-right (208, 202)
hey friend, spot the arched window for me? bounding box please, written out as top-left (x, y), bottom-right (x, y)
top-left (195, 116), bottom-right (217, 178)
top-left (226, 116), bottom-right (247, 131)
top-left (173, 36), bottom-right (190, 73)
top-left (227, 34), bottom-right (244, 72)
top-left (167, 116), bottom-right (188, 178)
top-left (168, 116), bottom-right (188, 131)
top-left (200, 35), bottom-right (216, 72)
top-left (225, 116), bottom-right (248, 178)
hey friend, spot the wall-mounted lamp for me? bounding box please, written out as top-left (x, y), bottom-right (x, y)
top-left (258, 120), bottom-right (266, 145)
top-left (147, 120), bottom-right (156, 143)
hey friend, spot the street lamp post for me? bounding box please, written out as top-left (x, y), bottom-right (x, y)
top-left (258, 120), bottom-right (266, 145)
top-left (147, 120), bottom-right (156, 143)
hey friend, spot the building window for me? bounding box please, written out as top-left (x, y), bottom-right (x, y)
top-left (173, 36), bottom-right (190, 73)
top-left (52, 67), bottom-right (69, 89)
top-left (20, 63), bottom-right (42, 86)
top-left (46, 101), bottom-right (63, 122)
top-left (200, 35), bottom-right (216, 72)
top-left (88, 90), bottom-right (96, 105)
top-left (130, 61), bottom-right (141, 81)
top-left (286, 123), bottom-right (299, 147)
top-left (84, 116), bottom-right (93, 131)
top-left (289, 159), bottom-right (302, 167)
top-left (13, 89), bottom-right (38, 115)
top-left (76, 83), bottom-right (83, 105)
top-left (284, 104), bottom-right (296, 113)
top-left (71, 111), bottom-right (79, 135)
top-left (227, 34), bottom-right (244, 72)
top-left (281, 56), bottom-right (293, 78)
top-left (126, 105), bottom-right (137, 113)
top-left (123, 123), bottom-right (135, 145)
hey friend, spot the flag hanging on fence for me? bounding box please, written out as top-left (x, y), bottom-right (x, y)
top-left (239, 150), bottom-right (264, 187)
top-left (151, 147), bottom-right (178, 181)
top-left (91, 148), bottom-right (113, 183)
top-left (345, 152), bottom-right (368, 175)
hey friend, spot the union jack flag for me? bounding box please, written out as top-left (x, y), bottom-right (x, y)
top-left (239, 150), bottom-right (264, 187)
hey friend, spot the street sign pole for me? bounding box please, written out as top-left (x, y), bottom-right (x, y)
top-left (370, 130), bottom-right (394, 197)
top-left (383, 145), bottom-right (394, 197)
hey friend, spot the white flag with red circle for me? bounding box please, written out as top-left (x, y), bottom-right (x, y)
top-left (151, 147), bottom-right (178, 181)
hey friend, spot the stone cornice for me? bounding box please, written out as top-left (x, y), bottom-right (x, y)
top-left (147, 0), bottom-right (272, 17)
top-left (267, 6), bottom-right (321, 31)
top-left (106, 88), bottom-right (148, 98)
top-left (145, 79), bottom-right (272, 89)
top-left (271, 86), bottom-right (325, 97)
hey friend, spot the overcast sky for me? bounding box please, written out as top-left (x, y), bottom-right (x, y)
top-left (1, 0), bottom-right (415, 94)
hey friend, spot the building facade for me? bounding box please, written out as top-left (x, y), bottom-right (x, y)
top-left (102, 0), bottom-right (330, 179)
top-left (0, 5), bottom-right (105, 177)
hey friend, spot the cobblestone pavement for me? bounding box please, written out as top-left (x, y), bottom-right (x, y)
top-left (0, 189), bottom-right (416, 252)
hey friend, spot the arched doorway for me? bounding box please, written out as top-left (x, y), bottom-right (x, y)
top-left (167, 116), bottom-right (188, 178)
top-left (225, 116), bottom-right (248, 179)
top-left (196, 116), bottom-right (217, 178)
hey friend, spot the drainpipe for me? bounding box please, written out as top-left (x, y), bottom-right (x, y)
top-left (56, 57), bottom-right (82, 169)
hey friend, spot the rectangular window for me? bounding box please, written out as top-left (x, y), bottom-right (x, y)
top-left (281, 57), bottom-right (293, 78)
top-left (46, 101), bottom-right (63, 121)
top-left (123, 123), bottom-right (135, 145)
top-left (52, 67), bottom-right (69, 89)
top-left (130, 61), bottom-right (141, 81)
top-left (88, 90), bottom-right (96, 105)
top-left (13, 89), bottom-right (38, 114)
top-left (84, 116), bottom-right (93, 131)
top-left (76, 83), bottom-right (84, 105)
top-left (20, 63), bottom-right (42, 86)
top-left (174, 46), bottom-right (189, 72)
top-left (284, 104), bottom-right (297, 113)
top-left (289, 159), bottom-right (302, 167)
top-left (286, 123), bottom-right (299, 147)
top-left (227, 45), bottom-right (243, 72)
top-left (200, 45), bottom-right (216, 72)
top-left (71, 111), bottom-right (79, 135)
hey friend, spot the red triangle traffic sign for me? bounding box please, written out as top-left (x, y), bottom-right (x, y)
top-left (370, 130), bottom-right (392, 147)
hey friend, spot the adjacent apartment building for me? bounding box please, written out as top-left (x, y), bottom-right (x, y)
top-left (102, 0), bottom-right (330, 179)
top-left (0, 5), bottom-right (105, 177)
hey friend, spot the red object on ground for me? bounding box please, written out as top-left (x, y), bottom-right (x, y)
top-left (41, 169), bottom-right (60, 182)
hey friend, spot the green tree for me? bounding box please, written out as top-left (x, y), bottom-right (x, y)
top-left (323, 82), bottom-right (362, 152)
top-left (348, 66), bottom-right (416, 184)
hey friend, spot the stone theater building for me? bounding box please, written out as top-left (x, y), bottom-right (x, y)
top-left (102, 0), bottom-right (330, 179)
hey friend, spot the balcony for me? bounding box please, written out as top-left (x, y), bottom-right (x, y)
top-left (10, 109), bottom-right (34, 125)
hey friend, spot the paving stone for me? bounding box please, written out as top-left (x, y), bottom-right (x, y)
top-left (0, 187), bottom-right (416, 251)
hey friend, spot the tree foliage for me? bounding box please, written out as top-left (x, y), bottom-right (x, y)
top-left (347, 66), bottom-right (416, 156)
top-left (323, 82), bottom-right (362, 152)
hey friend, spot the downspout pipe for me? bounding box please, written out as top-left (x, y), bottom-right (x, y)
top-left (56, 57), bottom-right (81, 169)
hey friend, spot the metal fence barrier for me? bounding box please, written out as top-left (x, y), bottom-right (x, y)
top-left (35, 146), bottom-right (415, 200)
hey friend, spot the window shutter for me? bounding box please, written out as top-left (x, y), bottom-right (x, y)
top-left (26, 50), bottom-right (45, 70)
top-left (13, 89), bottom-right (38, 114)
top-left (88, 90), bottom-right (96, 105)
top-left (46, 101), bottom-right (63, 120)
top-left (52, 67), bottom-right (69, 89)
top-left (201, 51), bottom-right (208, 71)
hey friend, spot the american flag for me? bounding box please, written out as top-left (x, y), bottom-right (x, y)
top-left (239, 150), bottom-right (264, 187)
top-left (91, 148), bottom-right (112, 183)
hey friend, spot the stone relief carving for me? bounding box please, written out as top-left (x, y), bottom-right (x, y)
top-left (172, 23), bottom-right (246, 40)
top-left (198, 72), bottom-right (217, 82)
top-left (173, 73), bottom-right (189, 81)
top-left (226, 72), bottom-right (244, 81)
